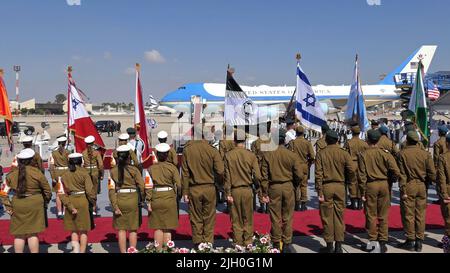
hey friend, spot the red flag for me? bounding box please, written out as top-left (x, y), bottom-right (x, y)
top-left (134, 64), bottom-right (152, 168)
top-left (0, 69), bottom-right (14, 152)
top-left (67, 67), bottom-right (105, 152)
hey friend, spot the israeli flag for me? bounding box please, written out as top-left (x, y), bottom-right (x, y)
top-left (295, 63), bottom-right (327, 132)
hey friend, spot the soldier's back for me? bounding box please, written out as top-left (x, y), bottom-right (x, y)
top-left (264, 146), bottom-right (299, 182)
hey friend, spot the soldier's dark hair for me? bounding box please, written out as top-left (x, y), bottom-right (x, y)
top-left (156, 151), bottom-right (168, 162)
top-left (158, 138), bottom-right (167, 144)
top-left (325, 135), bottom-right (338, 145)
top-left (23, 142), bottom-right (32, 149)
top-left (69, 157), bottom-right (82, 172)
top-left (17, 158), bottom-right (32, 197)
top-left (58, 142), bottom-right (66, 155)
top-left (117, 151), bottom-right (130, 187)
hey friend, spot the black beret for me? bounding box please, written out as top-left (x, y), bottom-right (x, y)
top-left (326, 130), bottom-right (339, 140)
top-left (367, 129), bottom-right (381, 143)
top-left (126, 127), bottom-right (136, 135)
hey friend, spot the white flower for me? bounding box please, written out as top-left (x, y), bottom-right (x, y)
top-left (260, 237), bottom-right (268, 244)
top-left (247, 244), bottom-right (253, 249)
top-left (235, 245), bottom-right (245, 252)
top-left (154, 241), bottom-right (160, 248)
top-left (198, 243), bottom-right (206, 251)
top-left (270, 248), bottom-right (280, 253)
top-left (190, 249), bottom-right (197, 253)
top-left (127, 247), bottom-right (138, 253)
top-left (167, 240), bottom-right (175, 248)
top-left (178, 248), bottom-right (189, 253)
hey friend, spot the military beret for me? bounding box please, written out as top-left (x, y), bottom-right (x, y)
top-left (126, 127), bottom-right (136, 135)
top-left (367, 129), bottom-right (381, 143)
top-left (406, 131), bottom-right (420, 143)
top-left (20, 136), bottom-right (34, 143)
top-left (118, 133), bottom-right (130, 141)
top-left (321, 124), bottom-right (330, 132)
top-left (155, 143), bottom-right (170, 153)
top-left (157, 131), bottom-right (168, 139)
top-left (379, 125), bottom-right (389, 135)
top-left (68, 153), bottom-right (83, 159)
top-left (371, 120), bottom-right (379, 126)
top-left (278, 128), bottom-right (287, 139)
top-left (351, 125), bottom-right (361, 134)
top-left (447, 134), bottom-right (450, 143)
top-left (116, 145), bottom-right (131, 153)
top-left (56, 136), bottom-right (67, 142)
top-left (296, 126), bottom-right (305, 134)
top-left (84, 135), bottom-right (95, 144)
top-left (326, 130), bottom-right (339, 140)
top-left (17, 148), bottom-right (35, 159)
top-left (438, 126), bottom-right (449, 135)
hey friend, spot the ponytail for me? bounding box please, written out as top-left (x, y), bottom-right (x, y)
top-left (117, 151), bottom-right (129, 187)
top-left (17, 158), bottom-right (32, 197)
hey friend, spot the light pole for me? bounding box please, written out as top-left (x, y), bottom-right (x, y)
top-left (13, 65), bottom-right (21, 115)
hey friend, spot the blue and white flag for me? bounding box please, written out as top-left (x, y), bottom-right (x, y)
top-left (345, 55), bottom-right (370, 132)
top-left (295, 63), bottom-right (326, 132)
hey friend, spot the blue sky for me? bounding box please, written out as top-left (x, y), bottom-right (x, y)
top-left (0, 0), bottom-right (449, 103)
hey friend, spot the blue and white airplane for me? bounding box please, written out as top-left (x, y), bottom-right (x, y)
top-left (160, 45), bottom-right (437, 114)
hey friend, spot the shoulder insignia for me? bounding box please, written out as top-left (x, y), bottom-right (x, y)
top-left (383, 149), bottom-right (390, 153)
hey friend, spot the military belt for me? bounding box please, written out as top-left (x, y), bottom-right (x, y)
top-left (189, 183), bottom-right (214, 187)
top-left (70, 191), bottom-right (86, 196)
top-left (117, 188), bottom-right (137, 194)
top-left (269, 181), bottom-right (291, 185)
top-left (84, 165), bottom-right (97, 169)
top-left (55, 167), bottom-right (69, 170)
top-left (153, 187), bottom-right (173, 192)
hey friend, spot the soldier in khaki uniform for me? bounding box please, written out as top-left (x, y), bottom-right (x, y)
top-left (48, 136), bottom-right (70, 219)
top-left (181, 126), bottom-right (224, 248)
top-left (146, 143), bottom-right (181, 250)
top-left (400, 123), bottom-right (425, 150)
top-left (315, 124), bottom-right (330, 153)
top-left (0, 149), bottom-right (51, 253)
top-left (344, 125), bottom-right (368, 210)
top-left (358, 130), bottom-right (401, 253)
top-left (315, 130), bottom-right (355, 253)
top-left (11, 136), bottom-right (45, 173)
top-left (378, 125), bottom-right (400, 195)
top-left (224, 130), bottom-right (262, 247)
top-left (82, 135), bottom-right (104, 216)
top-left (157, 131), bottom-right (178, 167)
top-left (288, 126), bottom-right (314, 211)
top-left (58, 153), bottom-right (97, 253)
top-left (433, 126), bottom-right (449, 206)
top-left (397, 131), bottom-right (436, 252)
top-left (261, 129), bottom-right (304, 253)
top-left (437, 134), bottom-right (450, 242)
top-left (111, 133), bottom-right (139, 168)
top-left (108, 145), bottom-right (145, 253)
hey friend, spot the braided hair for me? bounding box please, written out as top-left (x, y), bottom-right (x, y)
top-left (117, 151), bottom-right (130, 187)
top-left (17, 158), bottom-right (32, 197)
top-left (69, 157), bottom-right (83, 172)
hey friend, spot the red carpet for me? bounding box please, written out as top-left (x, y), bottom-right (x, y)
top-left (0, 205), bottom-right (445, 246)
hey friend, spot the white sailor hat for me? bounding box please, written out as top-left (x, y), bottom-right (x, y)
top-left (155, 143), bottom-right (170, 153)
top-left (118, 133), bottom-right (130, 141)
top-left (84, 135), bottom-right (95, 144)
top-left (57, 136), bottom-right (68, 142)
top-left (116, 145), bottom-right (131, 153)
top-left (17, 148), bottom-right (35, 159)
top-left (21, 136), bottom-right (34, 143)
top-left (68, 153), bottom-right (83, 159)
top-left (157, 131), bottom-right (168, 139)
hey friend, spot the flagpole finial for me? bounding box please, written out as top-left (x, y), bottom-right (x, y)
top-left (296, 53), bottom-right (301, 61)
top-left (0, 69), bottom-right (3, 76)
top-left (356, 54), bottom-right (359, 61)
top-left (67, 66), bottom-right (73, 73)
top-left (136, 63), bottom-right (141, 71)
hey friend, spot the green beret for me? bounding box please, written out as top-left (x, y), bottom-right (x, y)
top-left (126, 127), bottom-right (136, 135)
top-left (351, 125), bottom-right (361, 134)
top-left (321, 124), bottom-right (330, 132)
top-left (367, 129), bottom-right (381, 143)
top-left (438, 126), bottom-right (449, 135)
top-left (326, 130), bottom-right (339, 140)
top-left (379, 125), bottom-right (389, 135)
top-left (407, 131), bottom-right (419, 143)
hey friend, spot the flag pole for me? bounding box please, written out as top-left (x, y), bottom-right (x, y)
top-left (285, 53), bottom-right (301, 123)
top-left (66, 66), bottom-right (72, 150)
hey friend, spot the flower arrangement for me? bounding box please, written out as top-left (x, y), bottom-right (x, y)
top-left (138, 233), bottom-right (280, 254)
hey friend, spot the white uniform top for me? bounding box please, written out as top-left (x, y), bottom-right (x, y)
top-left (129, 138), bottom-right (145, 163)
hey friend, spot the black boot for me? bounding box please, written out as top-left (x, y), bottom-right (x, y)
top-left (357, 199), bottom-right (364, 210)
top-left (397, 240), bottom-right (415, 251)
top-left (300, 202), bottom-right (308, 212)
top-left (379, 241), bottom-right (388, 253)
top-left (334, 242), bottom-right (343, 253)
top-left (347, 199), bottom-right (356, 210)
top-left (319, 242), bottom-right (334, 253)
top-left (294, 201), bottom-right (301, 212)
top-left (257, 203), bottom-right (265, 213)
top-left (415, 239), bottom-right (423, 252)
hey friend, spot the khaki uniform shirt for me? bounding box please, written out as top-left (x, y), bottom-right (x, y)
top-left (219, 140), bottom-right (235, 160)
top-left (146, 161), bottom-right (181, 202)
top-left (111, 150), bottom-right (139, 168)
top-left (433, 137), bottom-right (448, 167)
top-left (59, 167), bottom-right (97, 211)
top-left (224, 147), bottom-right (262, 197)
top-left (315, 144), bottom-right (355, 196)
top-left (344, 137), bottom-right (369, 162)
top-left (108, 165), bottom-right (145, 211)
top-left (261, 145), bottom-right (304, 197)
top-left (437, 152), bottom-right (450, 200)
top-left (357, 147), bottom-right (401, 196)
top-left (181, 140), bottom-right (224, 195)
top-left (49, 149), bottom-right (70, 180)
top-left (82, 148), bottom-right (104, 177)
top-left (288, 137), bottom-right (315, 165)
top-left (377, 135), bottom-right (399, 157)
top-left (167, 148), bottom-right (178, 167)
top-left (315, 137), bottom-right (327, 153)
top-left (397, 145), bottom-right (436, 194)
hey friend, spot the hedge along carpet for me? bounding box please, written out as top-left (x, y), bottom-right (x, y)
top-left (0, 205), bottom-right (445, 246)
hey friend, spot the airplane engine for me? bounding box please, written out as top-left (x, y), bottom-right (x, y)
top-left (320, 103), bottom-right (340, 115)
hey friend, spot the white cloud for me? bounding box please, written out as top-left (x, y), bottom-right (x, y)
top-left (144, 50), bottom-right (166, 64)
top-left (124, 67), bottom-right (135, 75)
top-left (366, 0), bottom-right (381, 6)
top-left (103, 51), bottom-right (112, 60)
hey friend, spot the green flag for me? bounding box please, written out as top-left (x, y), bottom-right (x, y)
top-left (408, 60), bottom-right (429, 146)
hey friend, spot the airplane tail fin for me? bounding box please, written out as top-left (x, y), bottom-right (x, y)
top-left (379, 45), bottom-right (437, 85)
